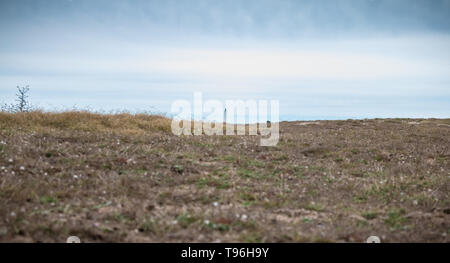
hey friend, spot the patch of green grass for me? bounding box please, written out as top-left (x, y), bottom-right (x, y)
top-left (357, 219), bottom-right (369, 227)
top-left (134, 168), bottom-right (148, 174)
top-left (302, 217), bottom-right (313, 223)
top-left (197, 176), bottom-right (231, 189)
top-left (196, 177), bottom-right (211, 188)
top-left (247, 159), bottom-right (265, 168)
top-left (237, 168), bottom-right (253, 178)
top-left (305, 203), bottom-right (324, 212)
top-left (113, 213), bottom-right (133, 224)
top-left (172, 164), bottom-right (183, 174)
top-left (306, 189), bottom-right (319, 197)
top-left (367, 185), bottom-right (396, 202)
top-left (138, 218), bottom-right (159, 233)
top-left (309, 165), bottom-right (327, 173)
top-left (273, 153), bottom-right (288, 161)
top-left (223, 155), bottom-right (235, 162)
top-left (156, 191), bottom-right (172, 203)
top-left (322, 175), bottom-right (334, 184)
top-left (102, 163), bottom-right (112, 170)
top-left (237, 168), bottom-right (264, 180)
top-left (359, 159), bottom-right (368, 165)
top-left (240, 191), bottom-right (256, 206)
top-left (39, 195), bottom-right (58, 204)
top-left (205, 221), bottom-right (229, 232)
top-left (362, 211), bottom-right (378, 220)
top-left (295, 171), bottom-right (306, 179)
top-left (240, 231), bottom-right (263, 242)
top-left (354, 192), bottom-right (368, 203)
top-left (240, 191), bottom-right (256, 201)
top-left (93, 201), bottom-right (112, 209)
top-left (350, 149), bottom-right (360, 154)
top-left (176, 213), bottom-right (197, 228)
top-left (385, 209), bottom-right (407, 230)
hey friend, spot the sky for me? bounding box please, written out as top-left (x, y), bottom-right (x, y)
top-left (0, 0), bottom-right (449, 120)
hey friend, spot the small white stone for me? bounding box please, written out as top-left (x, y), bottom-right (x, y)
top-left (73, 175), bottom-right (79, 179)
top-left (44, 172), bottom-right (48, 176)
top-left (204, 220), bottom-right (210, 225)
top-left (241, 214), bottom-right (248, 221)
top-left (413, 200), bottom-right (418, 205)
top-left (19, 166), bottom-right (25, 171)
top-left (172, 220), bottom-right (178, 225)
top-left (10, 212), bottom-right (16, 217)
top-left (8, 158), bottom-right (13, 163)
top-left (11, 171), bottom-right (15, 175)
top-left (213, 202), bottom-right (219, 207)
top-left (0, 166), bottom-right (5, 170)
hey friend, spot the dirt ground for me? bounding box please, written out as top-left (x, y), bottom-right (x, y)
top-left (0, 112), bottom-right (449, 242)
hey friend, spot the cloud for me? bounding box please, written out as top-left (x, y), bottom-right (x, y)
top-left (2, 35), bottom-right (449, 82)
top-left (0, 0), bottom-right (449, 118)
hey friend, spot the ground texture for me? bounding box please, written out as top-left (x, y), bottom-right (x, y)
top-left (0, 112), bottom-right (449, 242)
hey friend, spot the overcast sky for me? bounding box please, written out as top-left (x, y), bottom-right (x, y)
top-left (1, 0), bottom-right (449, 120)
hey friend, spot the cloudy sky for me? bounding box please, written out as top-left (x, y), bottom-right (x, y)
top-left (1, 0), bottom-right (449, 120)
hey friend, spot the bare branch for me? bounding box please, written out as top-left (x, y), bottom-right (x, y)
top-left (14, 85), bottom-right (31, 112)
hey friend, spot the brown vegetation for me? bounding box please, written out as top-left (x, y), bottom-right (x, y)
top-left (0, 112), bottom-right (448, 242)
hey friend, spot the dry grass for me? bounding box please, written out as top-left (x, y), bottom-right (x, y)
top-left (0, 112), bottom-right (449, 242)
top-left (0, 111), bottom-right (171, 135)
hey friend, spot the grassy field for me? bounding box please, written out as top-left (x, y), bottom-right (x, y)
top-left (0, 112), bottom-right (448, 242)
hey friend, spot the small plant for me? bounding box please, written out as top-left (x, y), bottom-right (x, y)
top-left (176, 213), bottom-right (197, 228)
top-left (385, 209), bottom-right (407, 230)
top-left (172, 164), bottom-right (184, 174)
top-left (362, 211), bottom-right (378, 220)
top-left (204, 220), bottom-right (230, 232)
top-left (39, 195), bottom-right (58, 204)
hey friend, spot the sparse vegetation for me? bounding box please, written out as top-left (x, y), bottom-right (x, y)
top-left (0, 113), bottom-right (449, 242)
top-left (1, 86), bottom-right (32, 113)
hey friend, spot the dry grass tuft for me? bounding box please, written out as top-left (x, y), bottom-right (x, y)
top-left (0, 111), bottom-right (171, 135)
